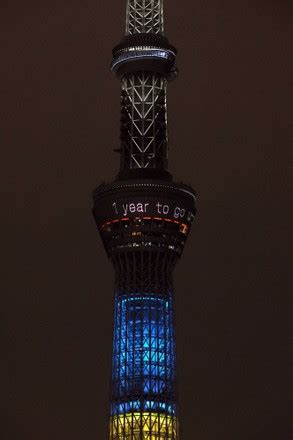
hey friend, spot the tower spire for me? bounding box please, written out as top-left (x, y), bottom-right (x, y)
top-left (92, 1), bottom-right (196, 439)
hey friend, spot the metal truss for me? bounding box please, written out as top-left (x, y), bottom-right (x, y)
top-left (120, 73), bottom-right (168, 170)
top-left (110, 293), bottom-right (178, 440)
top-left (110, 412), bottom-right (177, 439)
top-left (112, 250), bottom-right (177, 297)
top-left (126, 0), bottom-right (164, 35)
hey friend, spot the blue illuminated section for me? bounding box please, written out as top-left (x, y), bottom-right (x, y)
top-left (111, 294), bottom-right (176, 416)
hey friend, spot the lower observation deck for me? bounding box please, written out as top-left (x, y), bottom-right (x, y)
top-left (100, 215), bottom-right (189, 256)
top-left (93, 179), bottom-right (196, 258)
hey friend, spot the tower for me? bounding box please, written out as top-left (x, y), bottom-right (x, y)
top-left (93, 1), bottom-right (196, 439)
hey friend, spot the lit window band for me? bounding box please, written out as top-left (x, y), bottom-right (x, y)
top-left (100, 216), bottom-right (189, 235)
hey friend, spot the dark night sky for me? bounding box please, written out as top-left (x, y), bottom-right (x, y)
top-left (1, 1), bottom-right (292, 439)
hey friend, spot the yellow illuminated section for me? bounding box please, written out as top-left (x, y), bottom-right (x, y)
top-left (110, 412), bottom-right (178, 439)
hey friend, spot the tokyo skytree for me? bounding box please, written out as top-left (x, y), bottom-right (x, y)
top-left (92, 1), bottom-right (196, 438)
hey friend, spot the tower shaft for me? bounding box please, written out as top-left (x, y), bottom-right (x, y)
top-left (111, 0), bottom-right (177, 178)
top-left (92, 1), bottom-right (196, 439)
top-left (120, 72), bottom-right (168, 171)
top-left (111, 289), bottom-right (177, 439)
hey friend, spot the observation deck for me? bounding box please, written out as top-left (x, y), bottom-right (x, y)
top-left (93, 179), bottom-right (196, 258)
top-left (111, 34), bottom-right (177, 79)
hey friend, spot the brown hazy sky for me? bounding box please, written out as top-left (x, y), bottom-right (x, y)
top-left (1, 1), bottom-right (292, 439)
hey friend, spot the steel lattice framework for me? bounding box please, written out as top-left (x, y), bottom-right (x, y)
top-left (92, 1), bottom-right (196, 439)
top-left (120, 73), bottom-right (167, 170)
top-left (110, 293), bottom-right (177, 439)
top-left (126, 0), bottom-right (164, 34)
